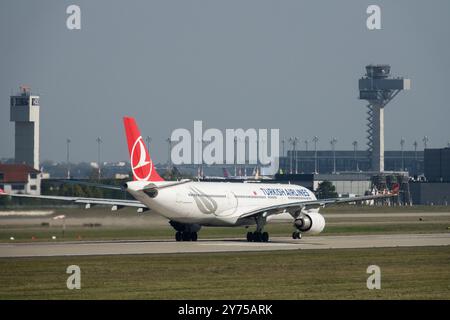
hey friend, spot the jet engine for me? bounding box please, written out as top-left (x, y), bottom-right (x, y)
top-left (294, 212), bottom-right (325, 234)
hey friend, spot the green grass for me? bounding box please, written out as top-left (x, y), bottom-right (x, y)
top-left (0, 246), bottom-right (449, 299)
top-left (1, 205), bottom-right (449, 242)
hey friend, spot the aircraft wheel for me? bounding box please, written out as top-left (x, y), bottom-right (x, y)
top-left (246, 232), bottom-right (253, 242)
top-left (191, 232), bottom-right (198, 241)
top-left (182, 232), bottom-right (191, 241)
top-left (262, 232), bottom-right (269, 242)
top-left (175, 231), bottom-right (182, 241)
top-left (253, 232), bottom-right (262, 242)
top-left (292, 232), bottom-right (301, 240)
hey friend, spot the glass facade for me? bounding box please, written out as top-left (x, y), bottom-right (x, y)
top-left (280, 150), bottom-right (424, 175)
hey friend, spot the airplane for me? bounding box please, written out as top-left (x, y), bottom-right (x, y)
top-left (0, 117), bottom-right (399, 242)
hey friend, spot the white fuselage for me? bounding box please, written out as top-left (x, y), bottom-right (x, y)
top-left (126, 181), bottom-right (321, 228)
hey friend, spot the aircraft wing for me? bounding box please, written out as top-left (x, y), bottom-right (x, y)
top-left (239, 192), bottom-right (398, 219)
top-left (0, 191), bottom-right (146, 209)
top-left (61, 180), bottom-right (123, 190)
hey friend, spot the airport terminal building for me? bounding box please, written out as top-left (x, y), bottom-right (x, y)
top-left (410, 147), bottom-right (450, 205)
top-left (280, 150), bottom-right (424, 176)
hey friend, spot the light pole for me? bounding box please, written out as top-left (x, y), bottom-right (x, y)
top-left (294, 137), bottom-right (299, 174)
top-left (96, 137), bottom-right (102, 179)
top-left (352, 140), bottom-right (358, 171)
top-left (413, 140), bottom-right (418, 175)
top-left (423, 136), bottom-right (429, 149)
top-left (313, 136), bottom-right (319, 174)
top-left (258, 136), bottom-right (266, 176)
top-left (234, 137), bottom-right (237, 177)
top-left (166, 138), bottom-right (172, 171)
top-left (289, 137), bottom-right (299, 174)
top-left (201, 138), bottom-right (206, 177)
top-left (196, 138), bottom-right (203, 178)
top-left (304, 139), bottom-right (308, 172)
top-left (288, 137), bottom-right (293, 174)
top-left (330, 137), bottom-right (337, 174)
top-left (146, 136), bottom-right (152, 153)
top-left (400, 138), bottom-right (405, 171)
top-left (66, 138), bottom-right (71, 179)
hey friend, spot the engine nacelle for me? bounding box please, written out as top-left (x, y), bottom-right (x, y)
top-left (294, 212), bottom-right (325, 234)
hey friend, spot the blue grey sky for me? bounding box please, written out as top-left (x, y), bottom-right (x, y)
top-left (1, 0), bottom-right (449, 163)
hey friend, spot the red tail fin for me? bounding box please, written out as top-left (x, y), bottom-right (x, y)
top-left (391, 183), bottom-right (400, 195)
top-left (123, 117), bottom-right (164, 182)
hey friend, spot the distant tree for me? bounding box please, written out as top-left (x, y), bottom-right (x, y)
top-left (82, 185), bottom-right (93, 198)
top-left (91, 187), bottom-right (103, 199)
top-left (0, 195), bottom-right (11, 206)
top-left (59, 184), bottom-right (72, 196)
top-left (162, 166), bottom-right (193, 181)
top-left (72, 184), bottom-right (85, 197)
top-left (89, 168), bottom-right (100, 181)
top-left (316, 180), bottom-right (338, 199)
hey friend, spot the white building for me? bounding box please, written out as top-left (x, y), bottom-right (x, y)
top-left (0, 164), bottom-right (41, 195)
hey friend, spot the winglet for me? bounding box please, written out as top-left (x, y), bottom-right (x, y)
top-left (123, 116), bottom-right (164, 182)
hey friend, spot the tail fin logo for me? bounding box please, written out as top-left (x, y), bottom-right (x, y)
top-left (391, 183), bottom-right (400, 195)
top-left (131, 136), bottom-right (152, 181)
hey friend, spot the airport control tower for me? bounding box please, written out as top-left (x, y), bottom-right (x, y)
top-left (10, 86), bottom-right (40, 170)
top-left (359, 65), bottom-right (411, 172)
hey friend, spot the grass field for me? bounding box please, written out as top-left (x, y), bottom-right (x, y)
top-left (1, 206), bottom-right (449, 243)
top-left (0, 246), bottom-right (448, 299)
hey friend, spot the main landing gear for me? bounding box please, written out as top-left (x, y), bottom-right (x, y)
top-left (246, 215), bottom-right (270, 242)
top-left (175, 231), bottom-right (198, 242)
top-left (246, 231), bottom-right (269, 242)
top-left (170, 220), bottom-right (201, 242)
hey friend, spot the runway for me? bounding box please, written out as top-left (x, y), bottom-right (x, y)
top-left (0, 233), bottom-right (449, 257)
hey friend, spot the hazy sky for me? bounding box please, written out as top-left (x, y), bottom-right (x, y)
top-left (1, 0), bottom-right (449, 164)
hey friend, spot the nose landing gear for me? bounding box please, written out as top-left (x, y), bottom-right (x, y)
top-left (292, 231), bottom-right (302, 239)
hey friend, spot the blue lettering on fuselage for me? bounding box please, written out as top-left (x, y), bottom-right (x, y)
top-left (259, 187), bottom-right (311, 198)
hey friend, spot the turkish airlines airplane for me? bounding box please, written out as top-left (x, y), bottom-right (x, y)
top-left (0, 117), bottom-right (398, 242)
